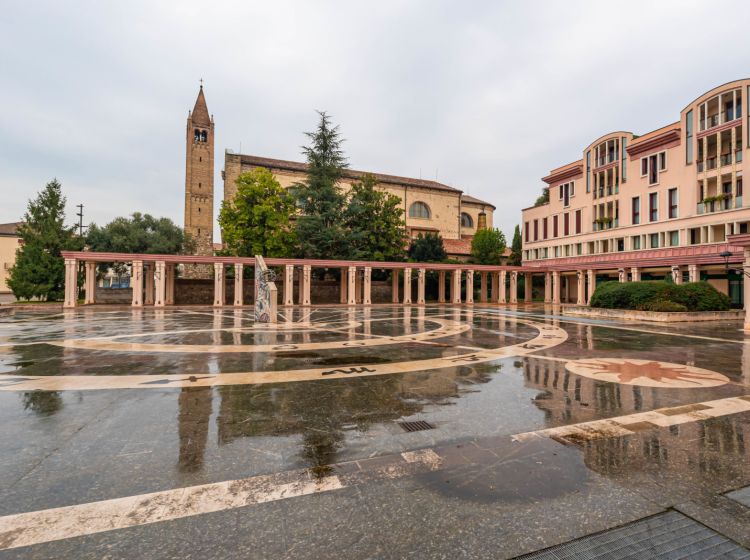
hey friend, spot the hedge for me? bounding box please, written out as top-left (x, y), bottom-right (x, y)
top-left (589, 281), bottom-right (730, 312)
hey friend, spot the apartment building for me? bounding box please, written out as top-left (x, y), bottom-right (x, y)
top-left (521, 79), bottom-right (749, 305)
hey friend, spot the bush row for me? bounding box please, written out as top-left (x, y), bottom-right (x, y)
top-left (589, 280), bottom-right (731, 312)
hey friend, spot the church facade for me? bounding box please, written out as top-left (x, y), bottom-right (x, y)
top-left (184, 86), bottom-right (496, 259)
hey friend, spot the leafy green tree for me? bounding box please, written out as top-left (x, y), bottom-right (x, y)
top-left (219, 168), bottom-right (297, 257)
top-left (293, 111), bottom-right (349, 259)
top-left (508, 224), bottom-right (522, 265)
top-left (534, 188), bottom-right (549, 207)
top-left (407, 233), bottom-right (447, 262)
top-left (344, 174), bottom-right (406, 261)
top-left (8, 179), bottom-right (82, 301)
top-left (87, 212), bottom-right (194, 255)
top-left (470, 228), bottom-right (507, 265)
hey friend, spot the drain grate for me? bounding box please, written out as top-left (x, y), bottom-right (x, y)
top-left (398, 420), bottom-right (435, 433)
top-left (514, 510), bottom-right (750, 559)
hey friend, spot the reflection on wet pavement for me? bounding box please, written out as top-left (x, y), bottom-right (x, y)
top-left (0, 304), bottom-right (748, 558)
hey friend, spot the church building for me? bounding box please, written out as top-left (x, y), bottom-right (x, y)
top-left (184, 86), bottom-right (496, 260)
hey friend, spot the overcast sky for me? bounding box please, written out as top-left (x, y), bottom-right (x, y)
top-left (2, 0), bottom-right (749, 239)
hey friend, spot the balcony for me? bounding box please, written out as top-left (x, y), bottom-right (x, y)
top-left (699, 108), bottom-right (743, 132)
top-left (697, 194), bottom-right (737, 214)
top-left (592, 217), bottom-right (618, 231)
top-left (595, 153), bottom-right (617, 167)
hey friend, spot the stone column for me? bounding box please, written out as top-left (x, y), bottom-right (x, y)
top-left (391, 270), bottom-right (399, 303)
top-left (499, 271), bottom-right (506, 303)
top-left (403, 268), bottom-right (412, 304)
top-left (544, 272), bottom-right (552, 303)
top-left (480, 272), bottom-right (488, 303)
top-left (576, 270), bottom-right (585, 305)
top-left (213, 262), bottom-right (225, 307)
top-left (347, 266), bottom-right (357, 305)
top-left (438, 271), bottom-right (446, 303)
top-left (165, 264), bottom-right (175, 305)
top-left (451, 269), bottom-right (462, 304)
top-left (688, 264), bottom-right (699, 283)
top-left (144, 264), bottom-right (155, 305)
top-left (744, 249), bottom-right (750, 331)
top-left (552, 271), bottom-right (560, 304)
top-left (465, 270), bottom-right (474, 304)
top-left (509, 271), bottom-right (518, 304)
top-left (586, 269), bottom-right (595, 304)
top-left (155, 260), bottom-right (166, 307)
top-left (492, 272), bottom-right (500, 303)
top-left (284, 265), bottom-right (294, 306)
top-left (671, 265), bottom-right (683, 285)
top-left (417, 268), bottom-right (426, 304)
top-left (524, 273), bottom-right (532, 303)
top-left (339, 267), bottom-right (348, 304)
top-left (363, 266), bottom-right (372, 305)
top-left (234, 263), bottom-right (244, 306)
top-left (355, 269), bottom-right (363, 304)
top-left (84, 261), bottom-right (96, 304)
top-left (301, 264), bottom-right (311, 306)
top-left (132, 260), bottom-right (144, 307)
top-left (64, 257), bottom-right (78, 308)
top-left (631, 267), bottom-right (641, 282)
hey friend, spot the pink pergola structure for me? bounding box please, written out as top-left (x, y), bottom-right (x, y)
top-left (61, 240), bottom-right (749, 320)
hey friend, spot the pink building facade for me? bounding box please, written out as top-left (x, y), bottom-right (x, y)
top-left (522, 79), bottom-right (749, 306)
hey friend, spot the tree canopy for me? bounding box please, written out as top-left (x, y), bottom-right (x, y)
top-left (534, 188), bottom-right (549, 207)
top-left (293, 111), bottom-right (349, 259)
top-left (470, 228), bottom-right (507, 265)
top-left (508, 224), bottom-right (522, 265)
top-left (219, 168), bottom-right (297, 258)
top-left (407, 233), bottom-right (447, 263)
top-left (8, 179), bottom-right (82, 301)
top-left (343, 174), bottom-right (406, 261)
top-left (86, 212), bottom-right (194, 255)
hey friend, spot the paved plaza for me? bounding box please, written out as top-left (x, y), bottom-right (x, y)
top-left (0, 305), bottom-right (749, 558)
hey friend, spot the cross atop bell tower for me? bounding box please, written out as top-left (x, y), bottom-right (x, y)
top-left (184, 82), bottom-right (214, 257)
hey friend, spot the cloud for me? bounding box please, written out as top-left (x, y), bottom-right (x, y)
top-left (1, 0), bottom-right (748, 238)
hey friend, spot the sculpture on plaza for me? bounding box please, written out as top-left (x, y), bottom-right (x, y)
top-left (254, 255), bottom-right (278, 323)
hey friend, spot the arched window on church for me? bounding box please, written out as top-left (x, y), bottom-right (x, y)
top-left (461, 212), bottom-right (474, 228)
top-left (200, 130), bottom-right (208, 142)
top-left (194, 129), bottom-right (201, 142)
top-left (409, 201), bottom-right (431, 219)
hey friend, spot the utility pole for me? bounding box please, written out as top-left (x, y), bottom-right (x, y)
top-left (76, 204), bottom-right (87, 237)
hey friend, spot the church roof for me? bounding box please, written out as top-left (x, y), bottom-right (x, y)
top-left (191, 86), bottom-right (211, 126)
top-left (461, 194), bottom-right (495, 209)
top-left (235, 154), bottom-right (463, 194)
top-left (0, 222), bottom-right (23, 236)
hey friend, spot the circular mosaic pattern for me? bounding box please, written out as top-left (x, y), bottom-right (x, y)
top-left (565, 358), bottom-right (729, 388)
top-left (0, 314), bottom-right (568, 391)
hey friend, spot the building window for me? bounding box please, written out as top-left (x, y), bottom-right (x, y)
top-left (543, 217), bottom-right (548, 239)
top-left (460, 213), bottom-right (473, 228)
top-left (525, 221), bottom-right (529, 243)
top-left (641, 152), bottom-right (665, 185)
top-left (668, 188), bottom-right (678, 219)
top-left (563, 213), bottom-right (569, 236)
top-left (533, 219), bottom-right (538, 241)
top-left (553, 215), bottom-right (558, 237)
top-left (738, 177), bottom-right (744, 197)
top-left (575, 210), bottom-right (581, 234)
top-left (409, 201), bottom-right (431, 219)
top-left (649, 192), bottom-right (658, 222)
top-left (586, 151), bottom-right (591, 192)
top-left (650, 233), bottom-right (659, 248)
top-left (632, 196), bottom-right (640, 225)
top-left (686, 110), bottom-right (694, 164)
top-left (632, 236), bottom-right (641, 250)
top-left (669, 231), bottom-right (679, 246)
top-left (621, 137), bottom-right (627, 182)
top-left (577, 243), bottom-right (582, 255)
top-left (559, 181), bottom-right (574, 207)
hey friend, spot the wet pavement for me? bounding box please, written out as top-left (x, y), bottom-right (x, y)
top-left (0, 304), bottom-right (749, 558)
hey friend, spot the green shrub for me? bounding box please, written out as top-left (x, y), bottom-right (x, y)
top-left (642, 300), bottom-right (688, 312)
top-left (589, 280), bottom-right (729, 312)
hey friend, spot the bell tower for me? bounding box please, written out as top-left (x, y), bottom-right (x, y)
top-left (184, 83), bottom-right (214, 256)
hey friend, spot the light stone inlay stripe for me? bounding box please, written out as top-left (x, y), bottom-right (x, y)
top-left (0, 395), bottom-right (747, 551)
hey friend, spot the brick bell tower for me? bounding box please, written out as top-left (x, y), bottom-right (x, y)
top-left (184, 83), bottom-right (215, 258)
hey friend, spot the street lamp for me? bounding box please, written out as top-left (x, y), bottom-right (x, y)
top-left (720, 250), bottom-right (750, 278)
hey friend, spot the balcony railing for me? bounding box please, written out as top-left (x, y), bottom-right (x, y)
top-left (699, 107), bottom-right (743, 131)
top-left (595, 154), bottom-right (617, 167)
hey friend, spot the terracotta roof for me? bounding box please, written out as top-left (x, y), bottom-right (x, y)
top-left (461, 194), bottom-right (496, 209)
top-left (191, 86), bottom-right (211, 126)
top-left (0, 222), bottom-right (22, 236)
top-left (236, 154), bottom-right (462, 194)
